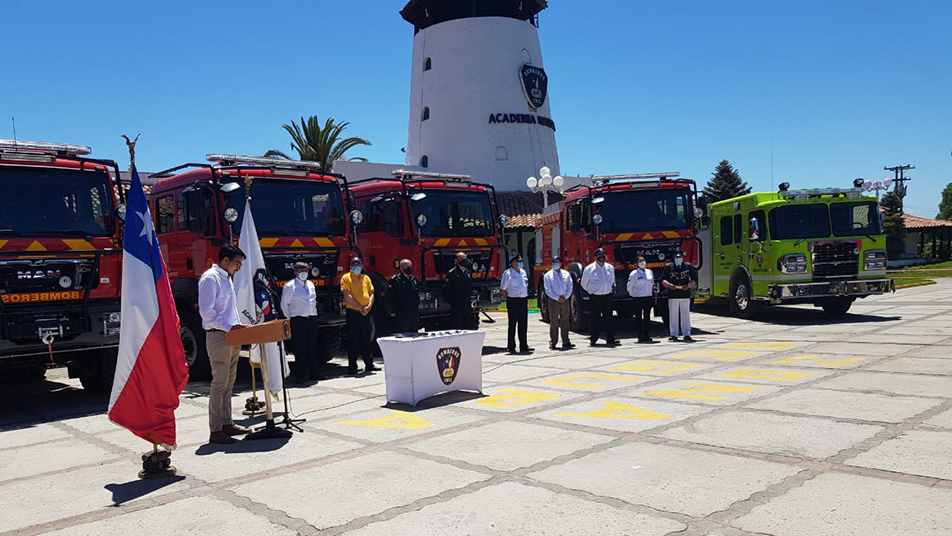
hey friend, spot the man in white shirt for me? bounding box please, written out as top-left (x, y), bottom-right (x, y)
top-left (627, 255), bottom-right (655, 343)
top-left (581, 247), bottom-right (619, 346)
top-left (198, 245), bottom-right (250, 445)
top-left (281, 262), bottom-right (321, 384)
top-left (500, 254), bottom-right (532, 354)
top-left (543, 256), bottom-right (575, 350)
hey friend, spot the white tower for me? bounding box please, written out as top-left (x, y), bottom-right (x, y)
top-left (402, 0), bottom-right (559, 191)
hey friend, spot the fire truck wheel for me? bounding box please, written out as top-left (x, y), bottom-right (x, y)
top-left (318, 326), bottom-right (343, 364)
top-left (729, 273), bottom-right (762, 319)
top-left (821, 297), bottom-right (854, 316)
top-left (78, 349), bottom-right (117, 394)
top-left (569, 288), bottom-right (590, 333)
top-left (179, 310), bottom-right (211, 381)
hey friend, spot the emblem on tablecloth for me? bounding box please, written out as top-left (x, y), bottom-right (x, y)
top-left (436, 346), bottom-right (462, 386)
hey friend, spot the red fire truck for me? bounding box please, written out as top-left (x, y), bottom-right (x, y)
top-left (534, 173), bottom-right (702, 331)
top-left (148, 154), bottom-right (359, 378)
top-left (0, 139), bottom-right (125, 392)
top-left (349, 170), bottom-right (505, 333)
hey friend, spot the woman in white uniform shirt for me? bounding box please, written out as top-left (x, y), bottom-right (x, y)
top-left (627, 255), bottom-right (655, 343)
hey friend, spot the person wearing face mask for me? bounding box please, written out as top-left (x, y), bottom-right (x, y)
top-left (626, 256), bottom-right (655, 343)
top-left (500, 254), bottom-right (532, 354)
top-left (581, 247), bottom-right (619, 346)
top-left (660, 250), bottom-right (697, 342)
top-left (281, 262), bottom-right (322, 383)
top-left (445, 251), bottom-right (475, 330)
top-left (387, 258), bottom-right (421, 333)
top-left (341, 257), bottom-right (378, 374)
top-left (543, 256), bottom-right (574, 350)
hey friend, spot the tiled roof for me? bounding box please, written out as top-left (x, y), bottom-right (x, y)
top-left (496, 191), bottom-right (562, 229)
top-left (903, 213), bottom-right (952, 230)
top-left (506, 214), bottom-right (541, 229)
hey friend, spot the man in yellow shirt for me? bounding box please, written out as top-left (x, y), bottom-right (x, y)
top-left (341, 257), bottom-right (377, 374)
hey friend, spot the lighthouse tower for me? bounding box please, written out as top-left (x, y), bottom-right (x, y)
top-left (401, 0), bottom-right (559, 191)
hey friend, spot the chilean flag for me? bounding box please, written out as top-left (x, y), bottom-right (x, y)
top-left (108, 167), bottom-right (188, 448)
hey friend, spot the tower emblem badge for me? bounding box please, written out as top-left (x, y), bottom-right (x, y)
top-left (435, 346), bottom-right (462, 386)
top-left (520, 64), bottom-right (548, 109)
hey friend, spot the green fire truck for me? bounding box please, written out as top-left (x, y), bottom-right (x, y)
top-left (695, 184), bottom-right (894, 318)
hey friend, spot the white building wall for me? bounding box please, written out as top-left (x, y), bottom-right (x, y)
top-left (406, 16), bottom-right (559, 191)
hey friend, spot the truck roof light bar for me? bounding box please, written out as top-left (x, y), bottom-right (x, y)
top-left (207, 154), bottom-right (323, 170)
top-left (779, 187), bottom-right (865, 198)
top-left (590, 172), bottom-right (679, 185)
top-left (0, 139), bottom-right (91, 156)
top-left (391, 169), bottom-right (472, 182)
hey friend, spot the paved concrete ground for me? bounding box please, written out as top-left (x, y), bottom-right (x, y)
top-left (3, 281), bottom-right (952, 536)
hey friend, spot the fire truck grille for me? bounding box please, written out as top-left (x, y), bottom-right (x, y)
top-left (265, 253), bottom-right (340, 283)
top-left (432, 250), bottom-right (492, 277)
top-left (615, 241), bottom-right (680, 267)
top-left (812, 241), bottom-right (859, 280)
top-left (0, 259), bottom-right (96, 294)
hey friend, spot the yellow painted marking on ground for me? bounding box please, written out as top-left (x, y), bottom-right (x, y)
top-left (61, 239), bottom-right (94, 250)
top-left (672, 349), bottom-right (758, 362)
top-left (335, 410), bottom-right (433, 429)
top-left (646, 382), bottom-right (758, 401)
top-left (259, 238), bottom-right (279, 248)
top-left (26, 241), bottom-right (48, 251)
top-left (720, 369), bottom-right (811, 382)
top-left (773, 354), bottom-right (866, 368)
top-left (723, 341), bottom-right (797, 351)
top-left (612, 361), bottom-right (701, 374)
top-left (662, 230), bottom-right (682, 239)
top-left (314, 237), bottom-right (334, 247)
top-left (473, 238), bottom-right (488, 246)
top-left (434, 238), bottom-right (451, 247)
top-left (290, 239), bottom-right (305, 248)
top-left (542, 374), bottom-right (640, 390)
top-left (476, 388), bottom-right (562, 408)
top-left (556, 401), bottom-right (668, 420)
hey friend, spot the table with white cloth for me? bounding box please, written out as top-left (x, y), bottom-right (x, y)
top-left (377, 330), bottom-right (485, 406)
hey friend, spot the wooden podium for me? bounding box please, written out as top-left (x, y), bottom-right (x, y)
top-left (227, 319), bottom-right (293, 440)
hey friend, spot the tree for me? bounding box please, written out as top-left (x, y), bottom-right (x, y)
top-left (702, 160), bottom-right (751, 203)
top-left (881, 191), bottom-right (906, 260)
top-left (264, 115), bottom-right (371, 172)
top-left (937, 182), bottom-right (952, 221)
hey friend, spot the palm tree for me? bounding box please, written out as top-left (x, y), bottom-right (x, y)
top-left (264, 115), bottom-right (371, 172)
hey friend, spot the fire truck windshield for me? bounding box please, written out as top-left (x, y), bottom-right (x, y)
top-left (412, 189), bottom-right (494, 237)
top-left (594, 189), bottom-right (690, 233)
top-left (831, 201), bottom-right (882, 237)
top-left (768, 204), bottom-right (831, 240)
top-left (0, 167), bottom-right (114, 237)
top-left (224, 179), bottom-right (345, 236)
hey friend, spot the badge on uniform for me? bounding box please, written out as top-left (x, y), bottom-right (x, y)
top-left (435, 346), bottom-right (462, 386)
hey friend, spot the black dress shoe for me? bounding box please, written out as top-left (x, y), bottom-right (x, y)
top-left (607, 340), bottom-right (621, 346)
top-left (562, 343), bottom-right (576, 349)
top-left (589, 340), bottom-right (598, 347)
top-left (365, 364), bottom-right (381, 372)
top-left (521, 347), bottom-right (534, 354)
top-left (683, 336), bottom-right (694, 342)
top-left (668, 336), bottom-right (679, 342)
top-left (508, 348), bottom-right (517, 354)
top-left (549, 344), bottom-right (557, 350)
top-left (348, 367), bottom-right (359, 375)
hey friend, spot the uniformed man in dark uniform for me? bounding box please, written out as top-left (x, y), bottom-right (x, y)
top-left (388, 258), bottom-right (421, 333)
top-left (445, 251), bottom-right (474, 329)
top-left (659, 250), bottom-right (698, 341)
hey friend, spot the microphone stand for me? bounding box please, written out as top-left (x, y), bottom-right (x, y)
top-left (265, 284), bottom-right (305, 433)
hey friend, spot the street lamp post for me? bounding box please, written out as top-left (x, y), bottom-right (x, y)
top-left (526, 166), bottom-right (564, 207)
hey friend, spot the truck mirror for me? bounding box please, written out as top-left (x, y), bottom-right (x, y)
top-left (116, 203), bottom-right (127, 221)
top-left (499, 214), bottom-right (509, 227)
top-left (592, 214), bottom-right (604, 226)
top-left (748, 217), bottom-right (761, 241)
top-left (350, 210), bottom-right (363, 226)
top-left (416, 214), bottom-right (427, 227)
top-left (223, 207), bottom-right (239, 223)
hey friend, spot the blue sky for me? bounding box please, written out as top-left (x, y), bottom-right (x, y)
top-left (2, 0), bottom-right (950, 217)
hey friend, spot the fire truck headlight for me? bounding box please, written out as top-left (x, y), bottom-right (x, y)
top-left (311, 267), bottom-right (321, 277)
top-left (223, 207), bottom-right (239, 223)
top-left (658, 253), bottom-right (665, 261)
top-left (693, 207), bottom-right (704, 218)
top-left (779, 254), bottom-right (807, 273)
top-left (116, 204), bottom-right (127, 221)
top-left (59, 276), bottom-right (73, 289)
top-left (864, 250), bottom-right (887, 270)
top-left (108, 312), bottom-right (121, 323)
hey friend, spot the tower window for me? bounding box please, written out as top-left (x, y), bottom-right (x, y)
top-left (423, 57), bottom-right (432, 71)
top-left (422, 107), bottom-right (430, 121)
top-left (495, 146), bottom-right (508, 161)
top-left (420, 155), bottom-right (428, 168)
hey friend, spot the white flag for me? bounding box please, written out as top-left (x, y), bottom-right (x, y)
top-left (234, 200), bottom-right (289, 394)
